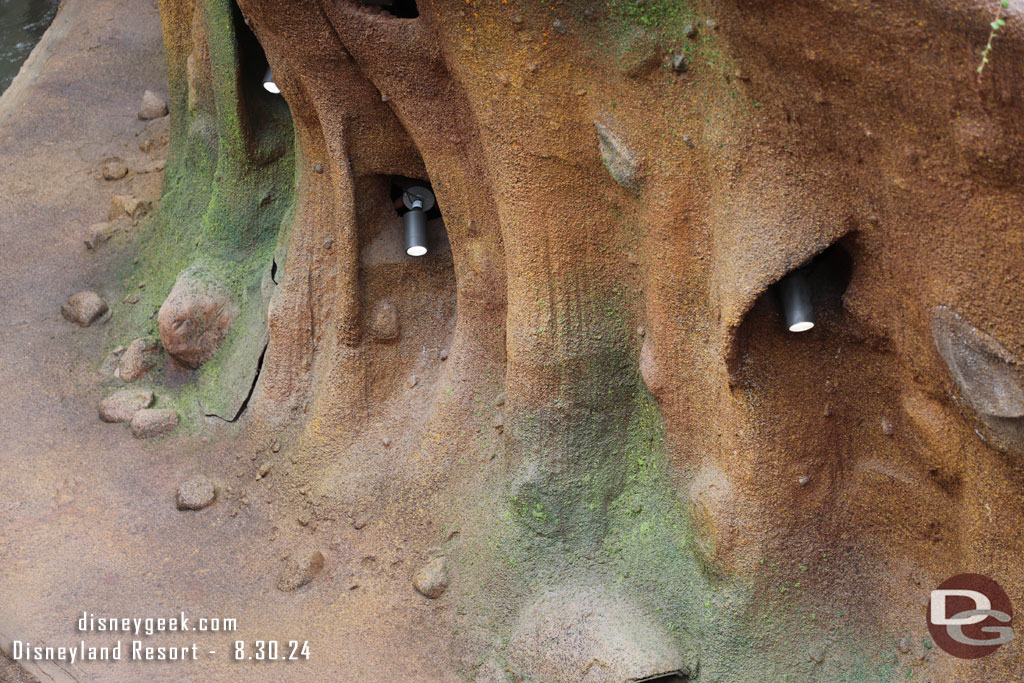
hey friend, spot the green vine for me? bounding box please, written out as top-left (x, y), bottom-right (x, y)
top-left (977, 0), bottom-right (1008, 85)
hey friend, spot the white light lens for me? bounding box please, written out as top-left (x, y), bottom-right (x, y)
top-left (789, 321), bottom-right (814, 332)
top-left (263, 80), bottom-right (280, 94)
top-left (406, 246), bottom-right (427, 257)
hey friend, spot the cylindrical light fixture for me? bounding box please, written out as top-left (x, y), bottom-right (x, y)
top-left (263, 67), bottom-right (280, 94)
top-left (777, 269), bottom-right (814, 332)
top-left (402, 186), bottom-right (435, 257)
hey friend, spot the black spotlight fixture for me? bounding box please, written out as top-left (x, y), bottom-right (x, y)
top-left (262, 67), bottom-right (280, 94)
top-left (402, 186), bottom-right (434, 257)
top-left (776, 268), bottom-right (814, 333)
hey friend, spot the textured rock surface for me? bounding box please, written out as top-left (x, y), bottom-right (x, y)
top-left (157, 266), bottom-right (238, 369)
top-left (129, 408), bottom-right (178, 438)
top-left (60, 291), bottom-right (108, 326)
top-left (121, 0), bottom-right (1024, 680)
top-left (98, 388), bottom-right (154, 423)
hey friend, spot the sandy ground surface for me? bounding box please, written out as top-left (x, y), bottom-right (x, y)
top-left (0, 0), bottom-right (457, 680)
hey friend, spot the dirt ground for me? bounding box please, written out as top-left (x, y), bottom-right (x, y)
top-left (0, 1), bottom-right (458, 680)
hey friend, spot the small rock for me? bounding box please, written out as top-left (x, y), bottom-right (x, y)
top-left (84, 222), bottom-right (118, 249)
top-left (552, 18), bottom-right (566, 34)
top-left (109, 194), bottom-right (152, 220)
top-left (439, 348), bottom-right (448, 361)
top-left (407, 375), bottom-right (419, 389)
top-left (492, 414), bottom-right (505, 431)
top-left (176, 475), bottom-right (216, 510)
top-left (323, 237), bottom-right (332, 250)
top-left (684, 23), bottom-right (698, 38)
top-left (271, 440), bottom-right (281, 453)
top-left (898, 635), bottom-right (912, 654)
top-left (494, 392), bottom-right (506, 407)
top-left (672, 54), bottom-right (689, 73)
top-left (276, 551), bottom-right (324, 592)
top-left (119, 338), bottom-right (160, 383)
top-left (683, 135), bottom-right (695, 149)
top-left (798, 475), bottom-right (811, 486)
top-left (101, 157), bottom-right (128, 180)
top-left (368, 299), bottom-right (400, 342)
top-left (98, 388), bottom-right (154, 423)
top-left (734, 68), bottom-right (750, 81)
top-left (510, 12), bottom-right (523, 27)
top-left (138, 90), bottom-right (168, 120)
top-left (158, 265), bottom-right (238, 369)
top-left (257, 461), bottom-right (273, 479)
top-left (139, 138), bottom-right (153, 153)
top-left (809, 645), bottom-right (826, 664)
top-left (595, 122), bottom-right (643, 194)
top-left (881, 416), bottom-right (895, 436)
top-left (130, 408), bottom-right (179, 439)
top-left (705, 18), bottom-right (718, 30)
top-left (314, 163), bottom-right (324, 174)
top-left (353, 515), bottom-right (370, 530)
top-left (61, 291), bottom-right (108, 326)
top-left (382, 436), bottom-right (392, 447)
top-left (412, 556), bottom-right (449, 599)
top-left (637, 325), bottom-right (646, 337)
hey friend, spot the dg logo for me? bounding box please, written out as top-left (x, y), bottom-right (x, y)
top-left (928, 573), bottom-right (1015, 659)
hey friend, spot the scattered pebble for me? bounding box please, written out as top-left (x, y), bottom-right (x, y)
top-left (353, 514), bottom-right (370, 530)
top-left (881, 416), bottom-right (895, 436)
top-left (257, 460), bottom-right (274, 479)
top-left (672, 54), bottom-right (689, 73)
top-left (439, 348), bottom-right (448, 361)
top-left (683, 135), bottom-right (695, 149)
top-left (84, 222), bottom-right (118, 250)
top-left (130, 408), bottom-right (179, 439)
top-left (494, 392), bottom-right (506, 408)
top-left (314, 163), bottom-right (324, 174)
top-left (109, 194), bottom-right (151, 220)
top-left (176, 475), bottom-right (216, 511)
top-left (492, 414), bottom-right (505, 431)
top-left (323, 237), bottom-right (333, 250)
top-left (684, 23), bottom-right (698, 38)
top-left (271, 440), bottom-right (281, 453)
top-left (119, 338), bottom-right (160, 383)
top-left (705, 18), bottom-right (718, 30)
top-left (382, 436), bottom-right (392, 447)
top-left (98, 388), bottom-right (154, 423)
top-left (798, 475), bottom-right (811, 486)
top-left (138, 90), bottom-right (168, 120)
top-left (101, 157), bottom-right (128, 180)
top-left (407, 375), bottom-right (419, 389)
top-left (552, 18), bottom-right (566, 34)
top-left (276, 551), bottom-right (324, 592)
top-left (413, 556), bottom-right (449, 599)
top-left (61, 291), bottom-right (108, 326)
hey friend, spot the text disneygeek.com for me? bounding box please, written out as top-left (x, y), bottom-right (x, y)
top-left (8, 612), bottom-right (311, 664)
